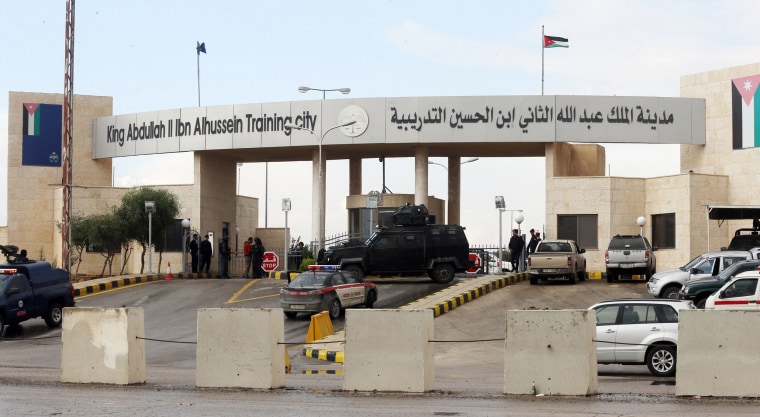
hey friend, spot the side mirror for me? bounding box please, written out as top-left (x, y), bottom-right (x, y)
top-left (580, 248), bottom-right (586, 253)
top-left (690, 267), bottom-right (699, 275)
top-left (719, 290), bottom-right (726, 298)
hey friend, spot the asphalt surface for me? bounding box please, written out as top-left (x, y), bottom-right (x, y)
top-left (3, 271), bottom-right (760, 416)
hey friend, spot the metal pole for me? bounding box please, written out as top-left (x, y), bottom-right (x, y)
top-left (284, 210), bottom-right (289, 271)
top-left (498, 209), bottom-right (503, 275)
top-left (182, 229), bottom-right (187, 274)
top-left (265, 162), bottom-right (269, 227)
top-left (148, 211), bottom-right (152, 273)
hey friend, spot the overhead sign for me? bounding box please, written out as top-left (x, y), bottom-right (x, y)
top-left (261, 251), bottom-right (279, 272)
top-left (92, 96), bottom-right (706, 159)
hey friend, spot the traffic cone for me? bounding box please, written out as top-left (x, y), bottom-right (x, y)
top-left (165, 261), bottom-right (173, 280)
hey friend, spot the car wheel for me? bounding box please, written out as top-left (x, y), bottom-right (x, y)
top-left (365, 290), bottom-right (377, 308)
top-left (328, 298), bottom-right (342, 320)
top-left (0, 314), bottom-right (4, 337)
top-left (569, 273), bottom-right (577, 284)
top-left (529, 276), bottom-right (538, 285)
top-left (695, 298), bottom-right (706, 309)
top-left (646, 345), bottom-right (676, 377)
top-left (430, 263), bottom-right (455, 283)
top-left (344, 264), bottom-right (364, 280)
top-left (44, 302), bottom-right (64, 328)
top-left (661, 286), bottom-right (680, 300)
top-left (284, 311), bottom-right (298, 319)
top-left (606, 270), bottom-right (614, 283)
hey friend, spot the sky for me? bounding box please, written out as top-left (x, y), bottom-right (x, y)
top-left (2, 1), bottom-right (759, 247)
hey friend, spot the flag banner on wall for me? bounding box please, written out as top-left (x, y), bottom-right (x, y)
top-left (22, 103), bottom-right (62, 166)
top-left (731, 74), bottom-right (760, 149)
top-left (543, 35), bottom-right (569, 48)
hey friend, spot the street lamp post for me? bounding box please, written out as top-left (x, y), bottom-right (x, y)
top-left (495, 196), bottom-right (505, 274)
top-left (145, 201), bottom-right (156, 273)
top-left (284, 120), bottom-right (357, 254)
top-left (181, 218), bottom-right (191, 273)
top-left (298, 86), bottom-right (351, 99)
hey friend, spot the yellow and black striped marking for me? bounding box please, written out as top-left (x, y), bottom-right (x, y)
top-left (303, 348), bottom-right (344, 363)
top-left (303, 369), bottom-right (344, 375)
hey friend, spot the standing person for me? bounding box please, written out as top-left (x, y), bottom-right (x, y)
top-left (219, 236), bottom-right (231, 278)
top-left (252, 237), bottom-right (265, 278)
top-left (199, 234), bottom-right (212, 274)
top-left (189, 233), bottom-right (199, 273)
top-left (243, 237), bottom-right (253, 278)
top-left (527, 229), bottom-right (541, 255)
top-left (508, 229), bottom-right (524, 272)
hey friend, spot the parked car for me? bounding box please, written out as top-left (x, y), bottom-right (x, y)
top-left (678, 259), bottom-right (760, 308)
top-left (527, 239), bottom-right (587, 284)
top-left (705, 270), bottom-right (760, 310)
top-left (279, 265), bottom-right (378, 320)
top-left (605, 235), bottom-right (657, 282)
top-left (646, 250), bottom-right (752, 299)
top-left (589, 298), bottom-right (695, 377)
top-left (726, 228), bottom-right (760, 251)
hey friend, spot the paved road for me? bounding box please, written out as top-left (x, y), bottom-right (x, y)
top-left (2, 275), bottom-right (760, 415)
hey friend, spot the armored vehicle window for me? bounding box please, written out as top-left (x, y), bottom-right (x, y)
top-left (7, 275), bottom-right (26, 294)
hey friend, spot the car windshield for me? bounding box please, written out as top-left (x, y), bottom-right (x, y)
top-left (289, 273), bottom-right (328, 288)
top-left (716, 262), bottom-right (760, 281)
top-left (682, 255), bottom-right (705, 271)
top-left (608, 236), bottom-right (646, 250)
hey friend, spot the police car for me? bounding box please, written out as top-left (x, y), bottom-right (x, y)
top-left (279, 265), bottom-right (378, 319)
top-left (705, 270), bottom-right (760, 310)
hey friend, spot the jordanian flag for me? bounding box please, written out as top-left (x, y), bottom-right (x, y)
top-left (543, 35), bottom-right (569, 48)
top-left (732, 74), bottom-right (760, 149)
top-left (23, 103), bottom-right (41, 136)
top-left (21, 103), bottom-right (62, 167)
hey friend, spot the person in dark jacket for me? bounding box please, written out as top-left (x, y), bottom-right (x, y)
top-left (199, 234), bottom-right (212, 274)
top-left (189, 233), bottom-right (199, 273)
top-left (252, 237), bottom-right (265, 278)
top-left (508, 229), bottom-right (525, 272)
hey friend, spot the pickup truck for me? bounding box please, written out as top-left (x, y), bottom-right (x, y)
top-left (0, 247), bottom-right (75, 332)
top-left (527, 239), bottom-right (587, 285)
top-left (605, 235), bottom-right (657, 282)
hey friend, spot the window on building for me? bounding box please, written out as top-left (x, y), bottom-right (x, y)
top-left (163, 219), bottom-right (184, 252)
top-left (557, 214), bottom-right (598, 249)
top-left (651, 213), bottom-right (676, 249)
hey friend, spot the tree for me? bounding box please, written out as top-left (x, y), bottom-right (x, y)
top-left (117, 187), bottom-right (181, 274)
top-left (83, 211), bottom-right (125, 277)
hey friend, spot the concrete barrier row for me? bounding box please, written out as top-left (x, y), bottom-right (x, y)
top-left (60, 306), bottom-right (760, 396)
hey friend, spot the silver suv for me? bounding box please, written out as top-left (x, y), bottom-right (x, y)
top-left (647, 250), bottom-right (752, 299)
top-left (589, 298), bottom-right (695, 377)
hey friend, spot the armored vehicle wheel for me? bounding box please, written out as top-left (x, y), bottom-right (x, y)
top-left (284, 311), bottom-right (298, 319)
top-left (430, 263), bottom-right (455, 283)
top-left (44, 302), bottom-right (64, 328)
top-left (344, 264), bottom-right (364, 280)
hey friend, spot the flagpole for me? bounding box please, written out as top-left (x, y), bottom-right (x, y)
top-left (541, 25), bottom-right (544, 96)
top-left (197, 43), bottom-right (201, 107)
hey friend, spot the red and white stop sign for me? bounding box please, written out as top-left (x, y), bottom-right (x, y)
top-left (467, 253), bottom-right (482, 273)
top-left (261, 251), bottom-right (279, 272)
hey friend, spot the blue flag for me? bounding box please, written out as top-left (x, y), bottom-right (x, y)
top-left (196, 41), bottom-right (206, 55)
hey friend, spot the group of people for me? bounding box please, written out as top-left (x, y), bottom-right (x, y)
top-left (188, 234), bottom-right (214, 274)
top-left (507, 228), bottom-right (542, 272)
top-left (187, 233), bottom-right (265, 278)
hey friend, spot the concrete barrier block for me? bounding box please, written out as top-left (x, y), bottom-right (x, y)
top-left (343, 309), bottom-right (434, 392)
top-left (677, 310), bottom-right (760, 397)
top-left (196, 308), bottom-right (285, 389)
top-left (61, 307), bottom-right (145, 384)
top-left (504, 310), bottom-right (597, 395)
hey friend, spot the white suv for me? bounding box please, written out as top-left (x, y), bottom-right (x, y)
top-left (589, 298), bottom-right (695, 377)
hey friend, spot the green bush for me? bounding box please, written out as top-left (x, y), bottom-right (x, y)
top-left (299, 258), bottom-right (316, 271)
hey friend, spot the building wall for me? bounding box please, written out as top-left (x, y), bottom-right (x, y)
top-left (7, 92), bottom-right (113, 268)
top-left (681, 62), bottom-right (760, 246)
